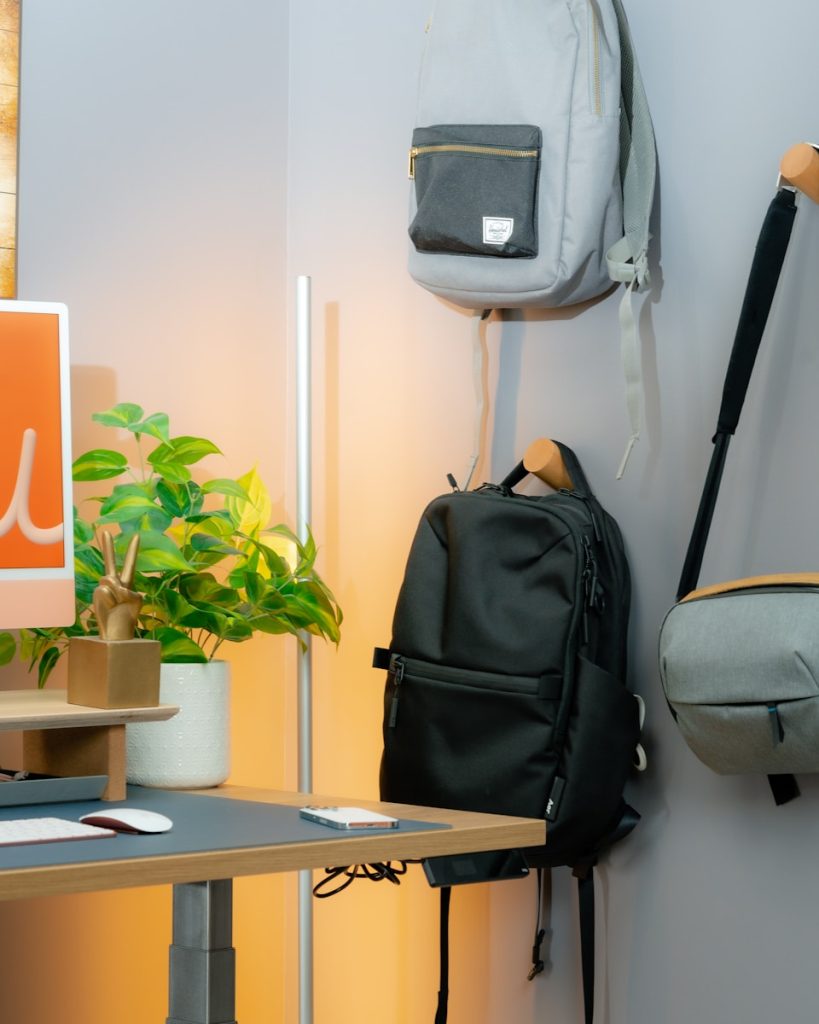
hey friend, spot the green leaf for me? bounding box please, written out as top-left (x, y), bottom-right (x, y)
top-left (125, 531), bottom-right (192, 573)
top-left (73, 514), bottom-right (95, 545)
top-left (226, 467), bottom-right (271, 534)
top-left (148, 436), bottom-right (221, 468)
top-left (130, 412), bottom-right (169, 443)
top-left (72, 449), bottom-right (128, 481)
top-left (150, 460), bottom-right (192, 484)
top-left (249, 614), bottom-right (293, 636)
top-left (96, 492), bottom-right (159, 525)
top-left (99, 482), bottom-right (155, 515)
top-left (0, 632), bottom-right (15, 665)
top-left (153, 627), bottom-right (208, 663)
top-left (219, 618), bottom-right (253, 642)
top-left (155, 480), bottom-right (189, 519)
top-left (243, 571), bottom-right (265, 604)
top-left (200, 479), bottom-right (250, 501)
top-left (185, 510), bottom-right (234, 533)
top-left (180, 573), bottom-right (240, 608)
top-left (37, 646), bottom-right (62, 688)
top-left (92, 403), bottom-right (144, 429)
top-left (189, 533), bottom-right (242, 557)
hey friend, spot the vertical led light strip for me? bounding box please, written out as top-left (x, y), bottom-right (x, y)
top-left (0, 0), bottom-right (18, 298)
top-left (295, 274), bottom-right (314, 1024)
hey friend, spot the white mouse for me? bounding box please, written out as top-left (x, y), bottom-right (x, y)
top-left (79, 807), bottom-right (173, 834)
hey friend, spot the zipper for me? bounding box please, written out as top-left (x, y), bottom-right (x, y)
top-left (589, 0), bottom-right (603, 115)
top-left (387, 654), bottom-right (405, 728)
top-left (409, 142), bottom-right (539, 180)
top-left (386, 653), bottom-right (556, 729)
top-left (560, 488), bottom-right (601, 542)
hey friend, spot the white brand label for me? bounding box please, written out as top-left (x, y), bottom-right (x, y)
top-left (483, 217), bottom-right (514, 245)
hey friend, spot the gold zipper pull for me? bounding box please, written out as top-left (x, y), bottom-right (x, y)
top-left (408, 147), bottom-right (418, 179)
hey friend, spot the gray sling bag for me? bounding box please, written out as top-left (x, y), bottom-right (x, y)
top-left (658, 186), bottom-right (815, 806)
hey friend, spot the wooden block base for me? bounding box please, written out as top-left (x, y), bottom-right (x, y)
top-left (68, 636), bottom-right (161, 709)
top-left (23, 724), bottom-right (126, 801)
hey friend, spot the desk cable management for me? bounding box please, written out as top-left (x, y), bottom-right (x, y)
top-left (311, 859), bottom-right (420, 898)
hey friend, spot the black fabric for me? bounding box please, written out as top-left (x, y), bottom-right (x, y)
top-left (577, 871), bottom-right (595, 1024)
top-left (677, 189), bottom-right (797, 602)
top-left (676, 432), bottom-right (731, 601)
top-left (435, 887), bottom-right (451, 1024)
top-left (768, 773), bottom-right (800, 806)
top-left (715, 189), bottom-right (797, 436)
top-left (378, 445), bottom-right (639, 869)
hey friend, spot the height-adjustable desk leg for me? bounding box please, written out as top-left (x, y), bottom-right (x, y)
top-left (167, 879), bottom-right (237, 1024)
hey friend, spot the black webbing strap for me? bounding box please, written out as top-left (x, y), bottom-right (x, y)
top-left (675, 187), bottom-right (800, 806)
top-left (676, 187), bottom-right (797, 601)
top-left (434, 886), bottom-right (451, 1024)
top-left (528, 868), bottom-right (548, 980)
top-left (768, 773), bottom-right (800, 805)
top-left (499, 441), bottom-right (594, 498)
top-left (576, 868), bottom-right (595, 1024)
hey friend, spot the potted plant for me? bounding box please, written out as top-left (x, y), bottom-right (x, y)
top-left (0, 403), bottom-right (342, 787)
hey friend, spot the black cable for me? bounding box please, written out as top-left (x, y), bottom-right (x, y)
top-left (311, 860), bottom-right (419, 898)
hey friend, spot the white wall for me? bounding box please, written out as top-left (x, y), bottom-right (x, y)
top-left (0, 3), bottom-right (293, 1022)
top-left (291, 3), bottom-right (819, 1024)
top-left (4, 2), bottom-right (819, 1023)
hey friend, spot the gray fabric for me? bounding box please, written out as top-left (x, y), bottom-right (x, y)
top-left (408, 0), bottom-right (624, 309)
top-left (410, 124), bottom-right (541, 258)
top-left (659, 590), bottom-right (819, 774)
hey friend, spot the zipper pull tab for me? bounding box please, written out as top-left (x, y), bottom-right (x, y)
top-left (446, 472), bottom-right (460, 492)
top-left (768, 704), bottom-right (785, 746)
top-left (388, 655), bottom-right (405, 728)
top-left (408, 147), bottom-right (418, 179)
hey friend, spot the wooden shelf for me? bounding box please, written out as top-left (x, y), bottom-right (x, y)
top-left (0, 689), bottom-right (177, 731)
top-left (0, 689), bottom-right (179, 802)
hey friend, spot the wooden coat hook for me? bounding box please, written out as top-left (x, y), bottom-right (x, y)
top-left (780, 143), bottom-right (819, 205)
top-left (523, 438), bottom-right (573, 491)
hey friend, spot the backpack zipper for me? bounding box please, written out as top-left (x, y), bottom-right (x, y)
top-left (387, 653), bottom-right (405, 728)
top-left (589, 0), bottom-right (603, 115)
top-left (408, 143), bottom-right (539, 180)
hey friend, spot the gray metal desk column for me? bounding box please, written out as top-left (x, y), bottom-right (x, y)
top-left (167, 879), bottom-right (237, 1024)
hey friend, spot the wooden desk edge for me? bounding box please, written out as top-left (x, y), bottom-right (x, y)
top-left (0, 786), bottom-right (546, 902)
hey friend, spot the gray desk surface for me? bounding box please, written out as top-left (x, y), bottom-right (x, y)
top-left (0, 786), bottom-right (445, 870)
top-left (0, 785), bottom-right (546, 901)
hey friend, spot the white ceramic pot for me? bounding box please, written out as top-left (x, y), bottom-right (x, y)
top-left (126, 661), bottom-right (230, 788)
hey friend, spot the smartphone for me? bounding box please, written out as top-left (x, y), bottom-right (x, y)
top-left (299, 806), bottom-right (399, 830)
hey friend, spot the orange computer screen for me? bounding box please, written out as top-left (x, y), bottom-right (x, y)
top-left (0, 311), bottom-right (65, 569)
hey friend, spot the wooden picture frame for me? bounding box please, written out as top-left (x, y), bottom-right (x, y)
top-left (0, 0), bottom-right (19, 298)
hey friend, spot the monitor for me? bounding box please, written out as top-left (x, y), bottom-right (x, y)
top-left (0, 300), bottom-right (74, 628)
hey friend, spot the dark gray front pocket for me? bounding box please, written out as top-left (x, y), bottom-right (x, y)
top-left (409, 124), bottom-right (541, 258)
top-left (379, 655), bottom-right (558, 818)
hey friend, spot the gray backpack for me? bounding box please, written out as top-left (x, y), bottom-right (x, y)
top-left (407, 0), bottom-right (656, 478)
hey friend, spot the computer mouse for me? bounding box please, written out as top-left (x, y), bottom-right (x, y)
top-left (79, 807), bottom-right (173, 834)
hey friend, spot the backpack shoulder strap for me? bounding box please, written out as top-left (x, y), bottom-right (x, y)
top-left (606, 0), bottom-right (657, 477)
top-left (576, 867), bottom-right (596, 1024)
top-left (607, 0), bottom-right (656, 294)
top-left (435, 886), bottom-right (452, 1024)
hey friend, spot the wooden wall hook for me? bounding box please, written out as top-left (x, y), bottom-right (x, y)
top-left (780, 143), bottom-right (819, 205)
top-left (523, 438), bottom-right (573, 491)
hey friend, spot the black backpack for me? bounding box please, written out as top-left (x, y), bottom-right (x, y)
top-left (375, 442), bottom-right (642, 1023)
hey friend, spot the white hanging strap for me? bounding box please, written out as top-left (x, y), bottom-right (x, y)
top-left (615, 276), bottom-right (640, 479)
top-left (608, 0), bottom-right (657, 478)
top-left (462, 309), bottom-right (492, 491)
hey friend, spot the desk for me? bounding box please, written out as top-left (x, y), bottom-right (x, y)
top-left (0, 786), bottom-right (545, 1023)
